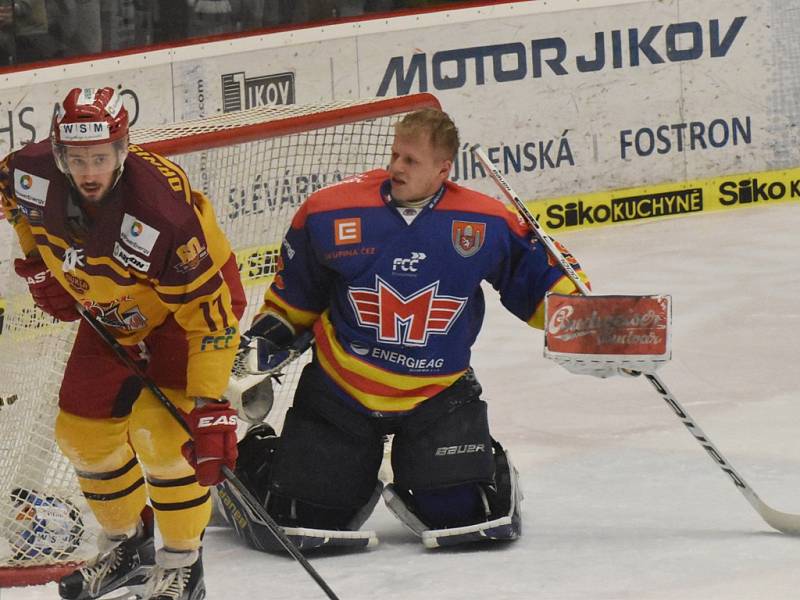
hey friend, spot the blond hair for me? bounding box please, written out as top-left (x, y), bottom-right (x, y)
top-left (394, 108), bottom-right (460, 160)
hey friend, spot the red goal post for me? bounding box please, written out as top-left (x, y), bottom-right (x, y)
top-left (0, 92), bottom-right (441, 587)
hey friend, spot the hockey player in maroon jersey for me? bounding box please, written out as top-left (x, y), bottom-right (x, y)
top-left (0, 87), bottom-right (245, 599)
top-left (218, 108), bottom-right (590, 551)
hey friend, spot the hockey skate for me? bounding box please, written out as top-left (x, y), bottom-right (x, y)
top-left (143, 548), bottom-right (205, 600)
top-left (58, 507), bottom-right (156, 600)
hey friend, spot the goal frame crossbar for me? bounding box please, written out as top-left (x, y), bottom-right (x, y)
top-left (133, 94), bottom-right (440, 154)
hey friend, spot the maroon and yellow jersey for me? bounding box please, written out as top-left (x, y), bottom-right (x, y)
top-left (0, 140), bottom-right (244, 400)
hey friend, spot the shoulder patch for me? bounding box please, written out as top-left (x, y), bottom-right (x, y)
top-left (452, 220), bottom-right (486, 257)
top-left (120, 213), bottom-right (160, 256)
top-left (174, 236), bottom-right (209, 273)
top-left (14, 170), bottom-right (49, 207)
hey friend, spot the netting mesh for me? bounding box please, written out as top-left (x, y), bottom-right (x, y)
top-left (0, 94), bottom-right (437, 584)
top-left (132, 98), bottom-right (394, 144)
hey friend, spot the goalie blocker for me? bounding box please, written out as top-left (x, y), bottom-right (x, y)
top-left (544, 293), bottom-right (672, 377)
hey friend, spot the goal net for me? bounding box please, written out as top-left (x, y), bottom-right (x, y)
top-left (0, 93), bottom-right (440, 587)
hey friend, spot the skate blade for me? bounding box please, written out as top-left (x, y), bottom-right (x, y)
top-left (96, 585), bottom-right (147, 600)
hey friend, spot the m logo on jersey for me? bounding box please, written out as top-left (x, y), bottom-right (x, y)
top-left (452, 220), bottom-right (486, 257)
top-left (348, 276), bottom-right (467, 346)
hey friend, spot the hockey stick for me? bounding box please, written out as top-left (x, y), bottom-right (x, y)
top-left (75, 304), bottom-right (342, 599)
top-left (470, 144), bottom-right (800, 535)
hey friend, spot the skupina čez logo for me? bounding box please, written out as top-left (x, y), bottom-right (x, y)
top-left (19, 174), bottom-right (33, 190)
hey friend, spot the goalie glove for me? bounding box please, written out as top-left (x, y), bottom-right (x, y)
top-left (224, 372), bottom-right (274, 425)
top-left (237, 313), bottom-right (314, 375)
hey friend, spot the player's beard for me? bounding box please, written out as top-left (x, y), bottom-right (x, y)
top-left (77, 179), bottom-right (111, 204)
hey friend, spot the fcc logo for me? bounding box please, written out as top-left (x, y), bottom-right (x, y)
top-left (221, 71), bottom-right (295, 113)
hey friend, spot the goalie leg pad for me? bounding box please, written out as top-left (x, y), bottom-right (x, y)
top-left (384, 441), bottom-right (523, 548)
top-left (423, 441), bottom-right (523, 548)
top-left (391, 378), bottom-right (493, 490)
top-left (215, 390), bottom-right (385, 552)
top-left (381, 483), bottom-right (485, 534)
top-left (233, 423), bottom-right (280, 503)
top-left (268, 363), bottom-right (384, 514)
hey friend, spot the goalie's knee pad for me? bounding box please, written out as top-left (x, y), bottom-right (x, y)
top-left (268, 368), bottom-right (384, 514)
top-left (233, 422), bottom-right (279, 503)
top-left (384, 441), bottom-right (522, 548)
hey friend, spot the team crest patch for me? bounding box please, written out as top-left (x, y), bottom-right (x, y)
top-left (452, 220), bottom-right (486, 257)
top-left (79, 297), bottom-right (148, 331)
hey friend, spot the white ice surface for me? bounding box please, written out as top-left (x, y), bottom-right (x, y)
top-left (5, 204), bottom-right (800, 600)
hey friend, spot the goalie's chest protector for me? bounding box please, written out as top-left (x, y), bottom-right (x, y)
top-left (298, 170), bottom-right (511, 380)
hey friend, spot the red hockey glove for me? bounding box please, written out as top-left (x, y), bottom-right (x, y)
top-left (13, 256), bottom-right (79, 322)
top-left (181, 400), bottom-right (238, 486)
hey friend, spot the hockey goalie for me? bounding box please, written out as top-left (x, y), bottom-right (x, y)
top-left (214, 107), bottom-right (612, 552)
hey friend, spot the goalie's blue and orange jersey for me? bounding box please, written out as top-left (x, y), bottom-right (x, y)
top-left (257, 169), bottom-right (589, 414)
top-left (0, 140), bottom-right (243, 400)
